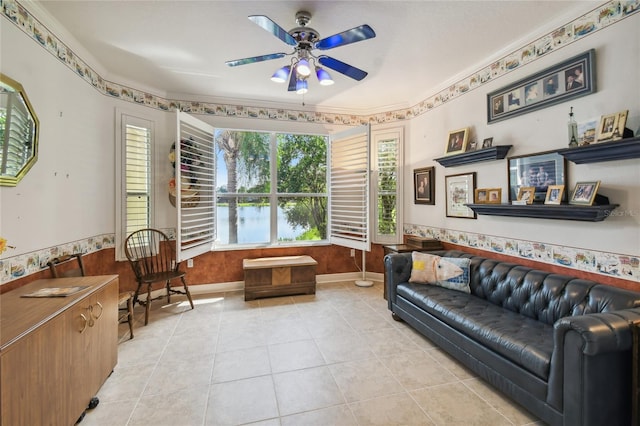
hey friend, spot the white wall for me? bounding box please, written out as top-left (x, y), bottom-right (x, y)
top-left (406, 15), bottom-right (640, 256)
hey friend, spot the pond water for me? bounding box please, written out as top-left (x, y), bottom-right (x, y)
top-left (216, 205), bottom-right (306, 244)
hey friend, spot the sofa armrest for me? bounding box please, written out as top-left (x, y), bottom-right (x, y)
top-left (554, 309), bottom-right (640, 355)
top-left (547, 308), bottom-right (640, 424)
top-left (384, 252), bottom-right (413, 308)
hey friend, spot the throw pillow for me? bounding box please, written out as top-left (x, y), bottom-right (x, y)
top-left (409, 252), bottom-right (471, 294)
top-left (409, 252), bottom-right (441, 284)
top-left (434, 257), bottom-right (471, 293)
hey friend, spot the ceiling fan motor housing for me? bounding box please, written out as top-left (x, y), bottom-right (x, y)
top-left (290, 11), bottom-right (319, 47)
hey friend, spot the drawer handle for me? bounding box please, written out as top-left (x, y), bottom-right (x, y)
top-left (92, 301), bottom-right (103, 320)
top-left (79, 313), bottom-right (88, 333)
top-left (86, 306), bottom-right (95, 328)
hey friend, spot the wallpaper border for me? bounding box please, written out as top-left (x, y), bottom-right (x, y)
top-left (404, 223), bottom-right (640, 283)
top-left (1, 0), bottom-right (638, 124)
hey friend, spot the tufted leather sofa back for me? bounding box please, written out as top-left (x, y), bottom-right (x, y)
top-left (442, 250), bottom-right (640, 326)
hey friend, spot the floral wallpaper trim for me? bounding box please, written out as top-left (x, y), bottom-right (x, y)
top-left (404, 224), bottom-right (640, 283)
top-left (0, 228), bottom-right (177, 285)
top-left (2, 0), bottom-right (638, 125)
top-left (0, 233), bottom-right (115, 285)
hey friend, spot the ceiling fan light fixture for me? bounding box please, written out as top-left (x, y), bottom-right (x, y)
top-left (316, 67), bottom-right (334, 86)
top-left (270, 65), bottom-right (290, 83)
top-left (295, 79), bottom-right (308, 94)
top-left (296, 58), bottom-right (311, 77)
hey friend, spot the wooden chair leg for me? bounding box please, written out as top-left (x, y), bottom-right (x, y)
top-left (181, 277), bottom-right (194, 309)
top-left (144, 284), bottom-right (151, 326)
top-left (126, 296), bottom-right (134, 339)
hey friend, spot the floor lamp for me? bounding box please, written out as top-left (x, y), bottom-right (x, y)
top-left (355, 250), bottom-right (373, 287)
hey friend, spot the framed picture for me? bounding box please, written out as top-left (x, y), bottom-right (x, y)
top-left (577, 118), bottom-right (598, 145)
top-left (482, 137), bottom-right (493, 148)
top-left (569, 181), bottom-right (601, 205)
top-left (445, 128), bottom-right (469, 156)
top-left (414, 166), bottom-right (435, 205)
top-left (476, 188), bottom-right (501, 204)
top-left (517, 186), bottom-right (535, 204)
top-left (445, 172), bottom-right (476, 219)
top-left (544, 184), bottom-right (565, 205)
top-left (596, 110), bottom-right (628, 142)
top-left (487, 49), bottom-right (595, 123)
top-left (507, 151), bottom-right (566, 203)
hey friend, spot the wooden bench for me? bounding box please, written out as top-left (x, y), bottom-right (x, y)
top-left (243, 255), bottom-right (317, 301)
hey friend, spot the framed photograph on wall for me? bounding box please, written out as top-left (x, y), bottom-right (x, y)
top-left (487, 49), bottom-right (595, 124)
top-left (569, 181), bottom-right (601, 205)
top-left (414, 166), bottom-right (435, 205)
top-left (444, 128), bottom-right (469, 156)
top-left (445, 172), bottom-right (476, 219)
top-left (507, 151), bottom-right (566, 202)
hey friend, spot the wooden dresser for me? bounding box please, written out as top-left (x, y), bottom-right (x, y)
top-left (0, 275), bottom-right (119, 425)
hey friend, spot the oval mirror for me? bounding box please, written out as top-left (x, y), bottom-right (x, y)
top-left (1, 73), bottom-right (39, 186)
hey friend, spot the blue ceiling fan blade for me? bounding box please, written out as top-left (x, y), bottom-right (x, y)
top-left (288, 66), bottom-right (298, 91)
top-left (318, 56), bottom-right (368, 81)
top-left (225, 53), bottom-right (286, 67)
top-left (315, 25), bottom-right (376, 50)
top-left (248, 15), bottom-right (298, 46)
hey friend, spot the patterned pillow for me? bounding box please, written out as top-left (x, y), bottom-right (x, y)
top-left (435, 257), bottom-right (471, 293)
top-left (409, 252), bottom-right (441, 284)
top-left (409, 252), bottom-right (471, 293)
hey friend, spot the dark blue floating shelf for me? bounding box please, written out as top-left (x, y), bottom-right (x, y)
top-left (434, 145), bottom-right (512, 167)
top-left (466, 203), bottom-right (619, 222)
top-left (557, 136), bottom-right (640, 164)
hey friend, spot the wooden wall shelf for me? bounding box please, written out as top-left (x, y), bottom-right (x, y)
top-left (466, 203), bottom-right (619, 222)
top-left (557, 136), bottom-right (640, 164)
top-left (434, 145), bottom-right (512, 167)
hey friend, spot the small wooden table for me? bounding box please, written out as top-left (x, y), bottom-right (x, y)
top-left (243, 255), bottom-right (317, 301)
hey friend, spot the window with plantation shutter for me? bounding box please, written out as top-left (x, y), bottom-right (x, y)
top-left (329, 125), bottom-right (370, 252)
top-left (372, 127), bottom-right (403, 244)
top-left (115, 112), bottom-right (154, 261)
top-left (175, 111), bottom-right (216, 262)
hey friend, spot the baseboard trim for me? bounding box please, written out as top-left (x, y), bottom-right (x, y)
top-left (136, 272), bottom-right (383, 301)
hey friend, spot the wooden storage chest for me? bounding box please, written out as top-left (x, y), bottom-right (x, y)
top-left (243, 255), bottom-right (317, 301)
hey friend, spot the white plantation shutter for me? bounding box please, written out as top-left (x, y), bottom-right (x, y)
top-left (329, 125), bottom-right (370, 251)
top-left (124, 122), bottom-right (151, 235)
top-left (175, 111), bottom-right (216, 262)
top-left (372, 127), bottom-right (403, 244)
top-left (0, 92), bottom-right (35, 177)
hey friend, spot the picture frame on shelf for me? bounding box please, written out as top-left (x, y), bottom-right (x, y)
top-left (414, 166), bottom-right (435, 205)
top-left (569, 181), bottom-right (601, 205)
top-left (444, 128), bottom-right (469, 155)
top-left (507, 151), bottom-right (566, 203)
top-left (487, 49), bottom-right (595, 124)
top-left (445, 172), bottom-right (476, 218)
top-left (596, 110), bottom-right (628, 142)
top-left (517, 186), bottom-right (535, 204)
top-left (577, 118), bottom-right (598, 145)
top-left (476, 188), bottom-right (501, 204)
top-left (482, 137), bottom-right (493, 148)
top-left (544, 184), bottom-right (565, 205)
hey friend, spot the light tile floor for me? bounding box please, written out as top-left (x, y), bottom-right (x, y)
top-left (83, 282), bottom-right (545, 426)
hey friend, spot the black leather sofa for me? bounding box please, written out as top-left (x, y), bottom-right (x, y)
top-left (385, 250), bottom-right (640, 426)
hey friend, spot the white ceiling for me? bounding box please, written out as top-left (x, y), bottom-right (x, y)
top-left (35, 0), bottom-right (599, 113)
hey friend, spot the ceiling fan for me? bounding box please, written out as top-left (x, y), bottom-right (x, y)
top-left (225, 11), bottom-right (376, 94)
